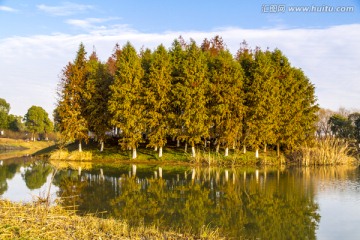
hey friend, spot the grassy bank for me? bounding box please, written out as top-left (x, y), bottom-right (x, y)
top-left (0, 200), bottom-right (222, 240)
top-left (45, 140), bottom-right (282, 167)
top-left (0, 138), bottom-right (55, 160)
top-left (29, 137), bottom-right (359, 167)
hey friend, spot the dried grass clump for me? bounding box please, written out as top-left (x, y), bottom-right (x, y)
top-left (0, 200), bottom-right (222, 240)
top-left (49, 149), bottom-right (69, 160)
top-left (49, 150), bottom-right (92, 161)
top-left (295, 137), bottom-right (358, 166)
top-left (67, 151), bottom-right (92, 161)
top-left (49, 159), bottom-right (92, 170)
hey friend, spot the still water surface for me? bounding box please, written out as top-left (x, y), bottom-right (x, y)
top-left (0, 157), bottom-right (359, 239)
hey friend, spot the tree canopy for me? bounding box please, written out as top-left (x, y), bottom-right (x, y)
top-left (24, 106), bottom-right (53, 141)
top-left (108, 42), bottom-right (145, 159)
top-left (55, 36), bottom-right (319, 159)
top-left (56, 43), bottom-right (89, 151)
top-left (0, 98), bottom-right (10, 131)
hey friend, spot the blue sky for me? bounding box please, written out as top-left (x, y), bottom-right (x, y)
top-left (0, 0), bottom-right (359, 116)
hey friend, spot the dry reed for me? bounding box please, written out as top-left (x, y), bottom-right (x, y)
top-left (49, 149), bottom-right (92, 161)
top-left (0, 200), bottom-right (223, 240)
top-left (294, 137), bottom-right (358, 166)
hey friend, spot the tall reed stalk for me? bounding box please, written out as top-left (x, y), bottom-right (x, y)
top-left (295, 137), bottom-right (357, 166)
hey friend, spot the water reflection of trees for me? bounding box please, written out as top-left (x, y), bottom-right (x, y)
top-left (0, 163), bottom-right (18, 194)
top-left (54, 167), bottom-right (320, 239)
top-left (22, 162), bottom-right (52, 190)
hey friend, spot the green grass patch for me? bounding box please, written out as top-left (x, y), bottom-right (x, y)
top-left (36, 139), bottom-right (283, 167)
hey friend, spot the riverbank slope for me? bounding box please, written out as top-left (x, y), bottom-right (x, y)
top-left (0, 138), bottom-right (55, 160)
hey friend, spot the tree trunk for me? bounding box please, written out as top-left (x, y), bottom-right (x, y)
top-left (154, 146), bottom-right (158, 151)
top-left (159, 167), bottom-right (162, 178)
top-left (191, 145), bottom-right (196, 158)
top-left (191, 168), bottom-right (196, 180)
top-left (243, 145), bottom-right (246, 154)
top-left (132, 164), bottom-right (137, 177)
top-left (264, 143), bottom-right (267, 153)
top-left (233, 141), bottom-right (236, 150)
top-left (79, 141), bottom-right (82, 152)
top-left (184, 142), bottom-right (188, 152)
top-left (216, 144), bottom-right (220, 153)
top-left (277, 143), bottom-right (280, 158)
top-left (255, 148), bottom-right (259, 158)
top-left (177, 139), bottom-right (180, 147)
top-left (225, 147), bottom-right (229, 157)
top-left (225, 170), bottom-right (229, 182)
top-left (100, 140), bottom-right (104, 152)
top-left (132, 148), bottom-right (137, 159)
top-left (159, 146), bottom-right (163, 158)
top-left (204, 140), bottom-right (207, 148)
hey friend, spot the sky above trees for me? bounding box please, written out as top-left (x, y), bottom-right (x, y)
top-left (0, 0), bottom-right (359, 116)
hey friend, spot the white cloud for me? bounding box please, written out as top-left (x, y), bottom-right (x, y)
top-left (0, 6), bottom-right (17, 12)
top-left (0, 24), bottom-right (359, 116)
top-left (37, 2), bottom-right (93, 16)
top-left (65, 17), bottom-right (122, 31)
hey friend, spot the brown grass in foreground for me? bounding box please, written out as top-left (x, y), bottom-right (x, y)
top-left (0, 200), bottom-right (222, 240)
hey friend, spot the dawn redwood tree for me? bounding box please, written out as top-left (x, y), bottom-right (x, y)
top-left (24, 106), bottom-right (53, 141)
top-left (287, 68), bottom-right (318, 147)
top-left (207, 48), bottom-right (244, 156)
top-left (56, 43), bottom-right (89, 151)
top-left (139, 47), bottom-right (152, 141)
top-left (106, 43), bottom-right (122, 76)
top-left (270, 49), bottom-right (298, 156)
top-left (168, 38), bottom-right (186, 148)
top-left (106, 44), bottom-right (122, 136)
top-left (271, 63), bottom-right (318, 157)
top-left (236, 41), bottom-right (254, 154)
top-left (140, 47), bottom-right (152, 78)
top-left (201, 35), bottom-right (225, 57)
top-left (143, 44), bottom-right (172, 157)
top-left (241, 48), bottom-right (280, 158)
top-left (83, 51), bottom-right (113, 151)
top-left (108, 42), bottom-right (145, 159)
top-left (178, 40), bottom-right (209, 157)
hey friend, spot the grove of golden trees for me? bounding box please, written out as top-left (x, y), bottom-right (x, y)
top-left (55, 36), bottom-right (319, 159)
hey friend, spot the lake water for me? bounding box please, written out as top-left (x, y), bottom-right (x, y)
top-left (1, 157), bottom-right (359, 239)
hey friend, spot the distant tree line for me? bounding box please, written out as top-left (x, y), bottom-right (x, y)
top-left (316, 108), bottom-right (360, 150)
top-left (55, 36), bottom-right (319, 159)
top-left (0, 98), bottom-right (53, 141)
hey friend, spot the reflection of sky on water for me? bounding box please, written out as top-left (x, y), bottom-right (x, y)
top-left (1, 170), bottom-right (58, 203)
top-left (316, 179), bottom-right (360, 240)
